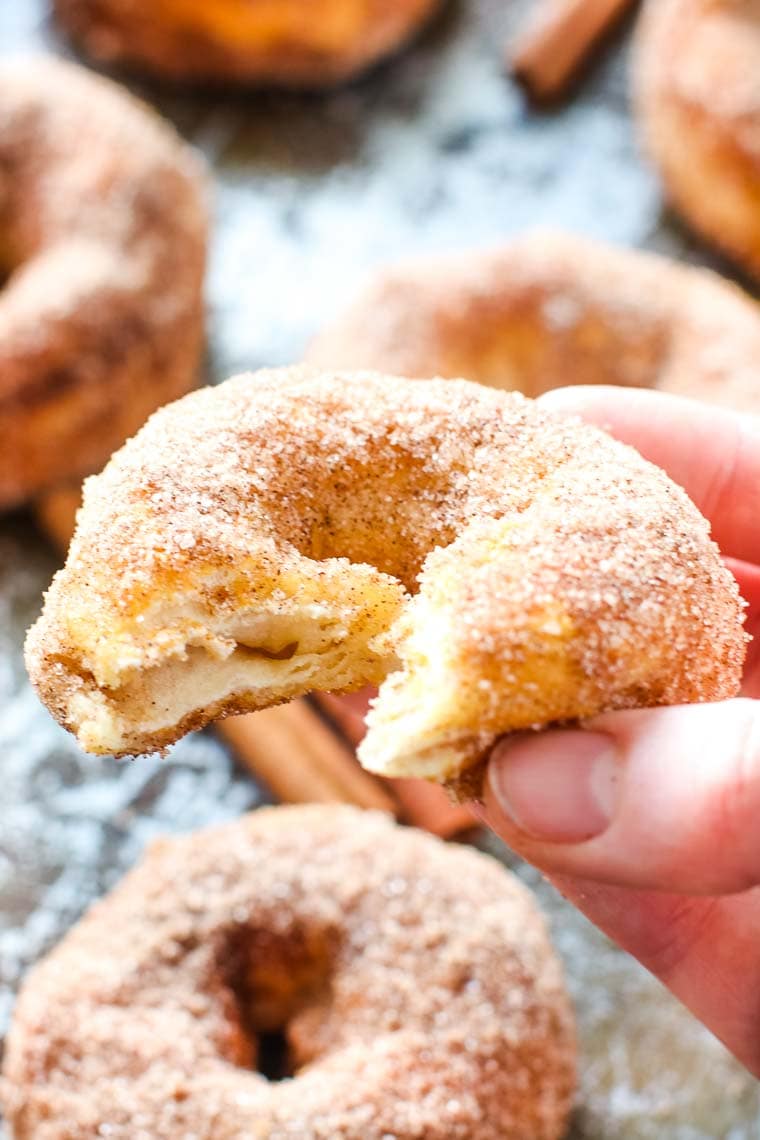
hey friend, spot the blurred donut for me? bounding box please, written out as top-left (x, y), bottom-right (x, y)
top-left (308, 230), bottom-right (760, 412)
top-left (53, 0), bottom-right (441, 87)
top-left (635, 0), bottom-right (760, 281)
top-left (0, 55), bottom-right (208, 509)
top-left (2, 805), bottom-right (576, 1140)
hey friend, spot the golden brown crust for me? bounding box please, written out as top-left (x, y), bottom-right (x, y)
top-left (54, 0), bottom-right (440, 87)
top-left (308, 230), bottom-right (760, 413)
top-left (635, 0), bottom-right (760, 282)
top-left (0, 55), bottom-right (208, 508)
top-left (1, 805), bottom-right (576, 1139)
top-left (25, 368), bottom-right (747, 784)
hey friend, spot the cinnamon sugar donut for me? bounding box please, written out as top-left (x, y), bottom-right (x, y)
top-left (0, 56), bottom-right (207, 509)
top-left (635, 0), bottom-right (760, 282)
top-left (54, 0), bottom-right (440, 87)
top-left (309, 231), bottom-right (760, 412)
top-left (1, 806), bottom-right (576, 1139)
top-left (25, 368), bottom-right (746, 787)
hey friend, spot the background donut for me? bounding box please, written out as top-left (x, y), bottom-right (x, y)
top-left (635, 0), bottom-right (760, 283)
top-left (308, 230), bottom-right (760, 412)
top-left (0, 56), bottom-right (208, 509)
top-left (53, 0), bottom-right (442, 87)
top-left (2, 805), bottom-right (577, 1140)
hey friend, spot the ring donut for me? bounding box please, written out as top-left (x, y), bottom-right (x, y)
top-left (0, 56), bottom-right (208, 509)
top-left (635, 0), bottom-right (760, 282)
top-left (25, 369), bottom-right (746, 788)
top-left (309, 230), bottom-right (760, 412)
top-left (1, 805), bottom-right (576, 1140)
top-left (53, 0), bottom-right (441, 87)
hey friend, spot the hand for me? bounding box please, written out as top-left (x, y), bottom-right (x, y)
top-left (480, 386), bottom-right (760, 1074)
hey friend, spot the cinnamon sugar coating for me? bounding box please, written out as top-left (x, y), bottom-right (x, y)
top-left (25, 369), bottom-right (746, 785)
top-left (1, 806), bottom-right (577, 1140)
top-left (635, 0), bottom-right (760, 282)
top-left (0, 55), bottom-right (208, 509)
top-left (309, 231), bottom-right (760, 412)
top-left (54, 0), bottom-right (440, 87)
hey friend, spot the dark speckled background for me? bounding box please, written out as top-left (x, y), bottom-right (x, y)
top-left (2, 2), bottom-right (760, 1135)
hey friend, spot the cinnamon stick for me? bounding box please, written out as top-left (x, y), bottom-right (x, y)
top-left (33, 486), bottom-right (396, 817)
top-left (388, 778), bottom-right (477, 839)
top-left (313, 690), bottom-right (373, 749)
top-left (218, 704), bottom-right (396, 813)
top-left (508, 0), bottom-right (637, 103)
top-left (314, 692), bottom-right (476, 838)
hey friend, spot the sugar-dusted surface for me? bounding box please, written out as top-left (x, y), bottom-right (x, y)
top-left (2, 805), bottom-right (576, 1139)
top-left (53, 0), bottom-right (442, 87)
top-left (25, 370), bottom-right (746, 776)
top-left (3, 0), bottom-right (760, 1135)
top-left (309, 230), bottom-right (760, 413)
top-left (635, 0), bottom-right (760, 281)
top-left (0, 55), bottom-right (208, 507)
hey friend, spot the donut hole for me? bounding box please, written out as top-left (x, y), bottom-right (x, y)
top-left (218, 921), bottom-right (339, 1082)
top-left (255, 1028), bottom-right (291, 1082)
top-left (260, 450), bottom-right (465, 592)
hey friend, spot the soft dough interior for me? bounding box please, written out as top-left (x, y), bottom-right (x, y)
top-left (67, 561), bottom-right (407, 757)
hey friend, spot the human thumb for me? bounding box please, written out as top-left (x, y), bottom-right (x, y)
top-left (483, 700), bottom-right (760, 895)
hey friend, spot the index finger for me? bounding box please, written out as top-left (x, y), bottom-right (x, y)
top-left (540, 387), bottom-right (760, 566)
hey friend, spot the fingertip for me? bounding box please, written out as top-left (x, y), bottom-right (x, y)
top-left (486, 730), bottom-right (619, 845)
top-left (485, 702), bottom-right (760, 896)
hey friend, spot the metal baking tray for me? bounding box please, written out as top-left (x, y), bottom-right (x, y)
top-left (2, 1), bottom-right (759, 1135)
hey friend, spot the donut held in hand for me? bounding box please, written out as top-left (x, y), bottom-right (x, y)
top-left (25, 369), bottom-right (746, 789)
